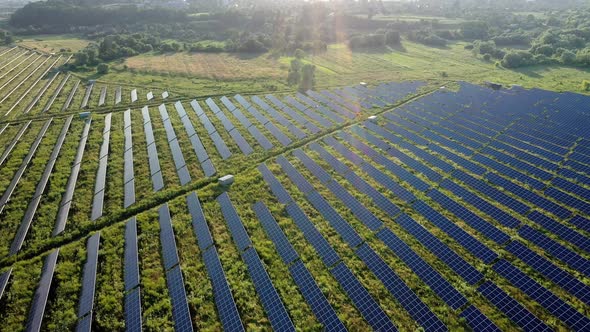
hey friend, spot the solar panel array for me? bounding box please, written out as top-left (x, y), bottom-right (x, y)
top-left (159, 203), bottom-right (194, 331)
top-left (159, 104), bottom-right (192, 185)
top-left (190, 100), bottom-right (232, 160)
top-left (174, 101), bottom-right (216, 177)
top-left (123, 110), bottom-right (135, 208)
top-left (24, 249), bottom-right (59, 332)
top-left (91, 113), bottom-right (112, 221)
top-left (142, 106), bottom-right (165, 191)
top-left (217, 192), bottom-right (295, 331)
top-left (76, 233), bottom-right (101, 331)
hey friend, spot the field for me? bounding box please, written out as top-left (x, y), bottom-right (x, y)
top-left (0, 34), bottom-right (589, 332)
top-left (16, 35), bottom-right (90, 54)
top-left (119, 42), bottom-right (590, 96)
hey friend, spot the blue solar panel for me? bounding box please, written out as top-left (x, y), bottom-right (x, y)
top-left (552, 177), bottom-right (590, 201)
top-left (411, 200), bottom-right (498, 264)
top-left (201, 159), bottom-right (216, 178)
top-left (569, 215), bottom-right (590, 233)
top-left (76, 312), bottom-right (92, 332)
top-left (26, 249), bottom-right (59, 332)
top-left (505, 241), bottom-right (590, 306)
top-left (330, 262), bottom-right (397, 331)
top-left (528, 211), bottom-right (590, 253)
top-left (241, 248), bottom-right (296, 331)
top-left (546, 187), bottom-right (590, 215)
top-left (325, 181), bottom-right (383, 231)
top-left (276, 155), bottom-right (315, 194)
top-left (241, 119), bottom-right (271, 146)
top-left (292, 149), bottom-right (332, 183)
top-left (0, 269), bottom-right (11, 300)
top-left (159, 204), bottom-right (180, 270)
top-left (306, 190), bottom-right (363, 248)
top-left (211, 132), bottom-right (232, 160)
top-left (340, 130), bottom-right (430, 191)
top-left (376, 228), bottom-right (467, 309)
top-left (228, 128), bottom-right (253, 155)
top-left (217, 192), bottom-right (252, 252)
top-left (355, 243), bottom-right (445, 331)
top-left (472, 154), bottom-right (545, 190)
top-left (427, 190), bottom-right (510, 245)
top-left (453, 171), bottom-right (529, 215)
top-left (493, 259), bottom-right (590, 330)
top-left (186, 192), bottom-right (214, 251)
top-left (125, 287), bottom-right (142, 332)
top-left (440, 178), bottom-right (520, 228)
top-left (396, 214), bottom-right (484, 285)
top-left (459, 305), bottom-right (501, 332)
top-left (125, 217), bottom-right (140, 291)
top-left (485, 173), bottom-right (571, 219)
top-left (518, 225), bottom-right (590, 278)
top-left (202, 247), bottom-right (244, 331)
top-left (78, 233), bottom-right (100, 318)
top-left (253, 201), bottom-right (299, 265)
top-left (166, 266), bottom-right (194, 332)
top-left (481, 146), bottom-right (553, 180)
top-left (478, 281), bottom-right (551, 332)
top-left (285, 203), bottom-right (340, 267)
top-left (288, 261), bottom-right (346, 331)
top-left (258, 163), bottom-right (292, 204)
top-left (265, 122), bottom-right (292, 146)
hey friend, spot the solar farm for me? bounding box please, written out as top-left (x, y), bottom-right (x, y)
top-left (0, 43), bottom-right (589, 332)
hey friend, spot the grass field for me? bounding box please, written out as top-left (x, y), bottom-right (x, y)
top-left (117, 42), bottom-right (590, 97)
top-left (16, 35), bottom-right (90, 54)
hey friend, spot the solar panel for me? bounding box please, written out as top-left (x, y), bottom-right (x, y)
top-left (285, 202), bottom-right (340, 267)
top-left (229, 129), bottom-right (253, 155)
top-left (115, 86), bottom-right (122, 104)
top-left (306, 190), bottom-right (363, 248)
top-left (355, 243), bottom-right (445, 331)
top-left (325, 181), bottom-right (383, 232)
top-left (187, 192), bottom-right (214, 251)
top-left (506, 241), bottom-right (590, 306)
top-left (159, 204), bottom-right (180, 270)
top-left (376, 228), bottom-right (468, 309)
top-left (485, 173), bottom-right (571, 219)
top-left (125, 217), bottom-right (140, 291)
top-left (258, 163), bottom-right (292, 204)
top-left (248, 126), bottom-right (274, 150)
top-left (241, 248), bottom-right (295, 331)
top-left (518, 225), bottom-right (590, 278)
top-left (0, 269), bottom-right (11, 300)
top-left (288, 260), bottom-right (346, 331)
top-left (78, 233), bottom-right (100, 317)
top-left (201, 159), bottom-right (216, 178)
top-left (528, 211), bottom-right (590, 253)
top-left (395, 214), bottom-right (484, 285)
top-left (166, 266), bottom-right (194, 332)
top-left (146, 91), bottom-right (154, 101)
top-left (493, 259), bottom-right (590, 330)
top-left (569, 215), bottom-right (590, 233)
top-left (412, 200), bottom-right (498, 264)
top-left (440, 178), bottom-right (520, 228)
top-left (459, 305), bottom-right (501, 332)
top-left (552, 177), bottom-right (590, 201)
top-left (131, 89), bottom-right (137, 102)
top-left (330, 262), bottom-right (397, 331)
top-left (264, 122), bottom-right (292, 146)
top-left (202, 247), bottom-right (244, 332)
top-left (98, 86), bottom-right (106, 106)
top-left (211, 132), bottom-right (232, 160)
top-left (217, 192), bottom-right (252, 252)
top-left (478, 281), bottom-right (550, 332)
top-left (545, 187), bottom-right (590, 215)
top-left (276, 155), bottom-right (315, 194)
top-left (25, 249), bottom-right (59, 332)
top-left (76, 312), bottom-right (92, 332)
top-left (427, 190), bottom-right (510, 245)
top-left (253, 201), bottom-right (299, 264)
top-left (125, 287), bottom-right (142, 332)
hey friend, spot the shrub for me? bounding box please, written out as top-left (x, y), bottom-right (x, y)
top-left (97, 63), bottom-right (109, 74)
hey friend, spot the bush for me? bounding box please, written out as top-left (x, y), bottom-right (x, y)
top-left (582, 80), bottom-right (590, 91)
top-left (560, 50), bottom-right (576, 64)
top-left (349, 33), bottom-right (386, 49)
top-left (237, 38), bottom-right (267, 53)
top-left (501, 50), bottom-right (535, 68)
top-left (385, 30), bottom-right (401, 45)
top-left (483, 53), bottom-right (492, 61)
top-left (97, 63), bottom-right (109, 74)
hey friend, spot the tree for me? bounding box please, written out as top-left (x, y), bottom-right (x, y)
top-left (298, 64), bottom-right (315, 92)
top-left (287, 59), bottom-right (302, 86)
top-left (461, 21), bottom-right (489, 40)
top-left (97, 63), bottom-right (109, 74)
top-left (75, 51), bottom-right (88, 66)
top-left (294, 49), bottom-right (305, 59)
top-left (560, 50), bottom-right (576, 64)
top-left (385, 30), bottom-right (401, 45)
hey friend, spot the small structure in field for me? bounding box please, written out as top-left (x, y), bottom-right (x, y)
top-left (219, 175), bottom-right (235, 187)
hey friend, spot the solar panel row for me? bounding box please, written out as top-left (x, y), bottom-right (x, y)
top-left (142, 107), bottom-right (165, 191)
top-left (77, 233), bottom-right (100, 319)
top-left (493, 259), bottom-right (590, 330)
top-left (159, 104), bottom-right (192, 185)
top-left (11, 116), bottom-right (73, 255)
top-left (123, 110), bottom-right (135, 208)
top-left (54, 118), bottom-right (92, 235)
top-left (25, 249), bottom-right (59, 332)
top-left (190, 100), bottom-right (232, 160)
top-left (174, 101), bottom-right (216, 177)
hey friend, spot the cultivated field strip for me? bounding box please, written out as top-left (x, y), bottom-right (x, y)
top-left (0, 81), bottom-right (589, 331)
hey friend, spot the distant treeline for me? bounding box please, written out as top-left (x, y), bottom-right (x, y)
top-left (9, 1), bottom-right (188, 28)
